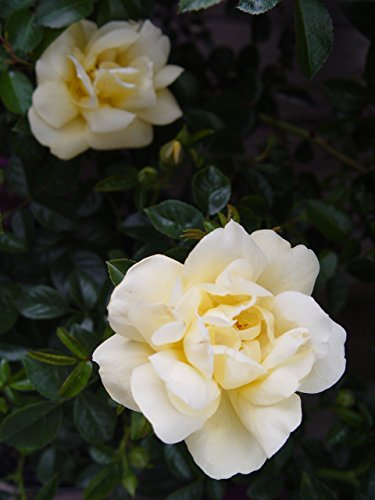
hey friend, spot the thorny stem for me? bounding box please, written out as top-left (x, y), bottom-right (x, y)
top-left (259, 113), bottom-right (367, 173)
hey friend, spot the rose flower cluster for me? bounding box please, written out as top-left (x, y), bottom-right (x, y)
top-left (93, 221), bottom-right (346, 479)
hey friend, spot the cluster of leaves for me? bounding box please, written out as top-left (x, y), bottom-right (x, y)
top-left (0, 0), bottom-right (374, 499)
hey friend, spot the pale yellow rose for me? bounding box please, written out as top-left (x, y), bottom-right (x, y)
top-left (28, 20), bottom-right (183, 160)
top-left (93, 221), bottom-right (346, 479)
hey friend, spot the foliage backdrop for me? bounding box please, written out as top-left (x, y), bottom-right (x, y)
top-left (0, 0), bottom-right (375, 498)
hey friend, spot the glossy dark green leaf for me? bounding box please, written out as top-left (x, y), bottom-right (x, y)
top-left (68, 271), bottom-right (98, 311)
top-left (294, 0), bottom-right (333, 78)
top-left (0, 232), bottom-right (27, 253)
top-left (17, 285), bottom-right (69, 319)
top-left (0, 0), bottom-right (35, 17)
top-left (300, 472), bottom-right (338, 499)
top-left (31, 202), bottom-right (76, 232)
top-left (0, 70), bottom-right (33, 114)
top-left (6, 155), bottom-right (29, 198)
top-left (130, 412), bottom-right (151, 440)
top-left (166, 479), bottom-right (204, 500)
top-left (94, 170), bottom-right (138, 192)
top-left (192, 165), bottom-right (231, 215)
top-left (28, 351), bottom-right (78, 365)
top-left (36, 0), bottom-right (93, 28)
top-left (0, 401), bottom-right (62, 450)
top-left (145, 200), bottom-right (204, 239)
top-left (355, 469), bottom-right (375, 499)
top-left (24, 357), bottom-right (71, 400)
top-left (34, 475), bottom-right (58, 500)
top-left (59, 361), bottom-right (92, 399)
top-left (237, 0), bottom-right (281, 14)
top-left (305, 200), bottom-right (353, 242)
top-left (179, 0), bottom-right (222, 12)
top-left (164, 445), bottom-right (195, 481)
top-left (83, 465), bottom-right (119, 500)
top-left (73, 392), bottom-right (116, 444)
top-left (7, 9), bottom-right (44, 53)
top-left (0, 284), bottom-right (20, 334)
top-left (56, 327), bottom-right (88, 359)
top-left (106, 258), bottom-right (135, 287)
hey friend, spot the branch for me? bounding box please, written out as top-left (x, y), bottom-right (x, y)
top-left (259, 113), bottom-right (367, 173)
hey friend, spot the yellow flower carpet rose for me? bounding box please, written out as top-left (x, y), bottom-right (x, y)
top-left (28, 20), bottom-right (183, 160)
top-left (93, 221), bottom-right (346, 479)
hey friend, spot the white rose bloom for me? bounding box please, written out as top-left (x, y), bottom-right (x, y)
top-left (93, 221), bottom-right (346, 479)
top-left (28, 20), bottom-right (183, 160)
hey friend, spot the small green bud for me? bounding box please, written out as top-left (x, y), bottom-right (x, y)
top-left (160, 139), bottom-right (184, 168)
top-left (129, 447), bottom-right (149, 469)
top-left (336, 389), bottom-right (355, 408)
top-left (138, 167), bottom-right (158, 189)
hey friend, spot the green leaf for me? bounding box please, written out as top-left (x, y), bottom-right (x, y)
top-left (31, 202), bottom-right (76, 232)
top-left (0, 70), bottom-right (33, 114)
top-left (68, 271), bottom-right (98, 311)
top-left (130, 412), bottom-right (151, 440)
top-left (28, 351), bottom-right (78, 366)
top-left (164, 444), bottom-right (195, 481)
top-left (73, 392), bottom-right (116, 444)
top-left (106, 258), bottom-right (135, 287)
top-left (237, 0), bottom-right (281, 15)
top-left (0, 0), bottom-right (35, 17)
top-left (294, 0), bottom-right (333, 78)
top-left (7, 9), bottom-right (44, 53)
top-left (300, 472), bottom-right (338, 499)
top-left (36, 0), bottom-right (94, 28)
top-left (355, 469), bottom-right (375, 499)
top-left (59, 361), bottom-right (92, 399)
top-left (17, 285), bottom-right (69, 319)
top-left (56, 327), bottom-right (88, 359)
top-left (6, 156), bottom-right (29, 198)
top-left (0, 284), bottom-right (20, 334)
top-left (0, 232), bottom-right (28, 253)
top-left (179, 0), bottom-right (223, 12)
top-left (24, 357), bottom-right (71, 400)
top-left (34, 476), bottom-right (58, 500)
top-left (145, 200), bottom-right (204, 239)
top-left (94, 170), bottom-right (138, 192)
top-left (83, 465), bottom-right (119, 500)
top-left (0, 401), bottom-right (62, 450)
top-left (192, 165), bottom-right (231, 215)
top-left (305, 200), bottom-right (353, 242)
top-left (166, 480), bottom-right (204, 500)
top-left (317, 252), bottom-right (338, 285)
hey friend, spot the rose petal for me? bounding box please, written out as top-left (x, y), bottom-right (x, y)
top-left (299, 322), bottom-right (346, 393)
top-left (241, 350), bottom-right (315, 405)
top-left (154, 65), bottom-right (184, 89)
top-left (83, 106), bottom-right (135, 133)
top-left (28, 108), bottom-right (88, 160)
top-left (131, 363), bottom-right (206, 443)
top-left (186, 393), bottom-right (267, 479)
top-left (231, 392), bottom-right (302, 457)
top-left (87, 117), bottom-right (153, 150)
top-left (251, 230), bottom-right (320, 295)
top-left (184, 220), bottom-right (267, 286)
top-left (213, 345), bottom-right (266, 390)
top-left (149, 350), bottom-right (220, 413)
top-left (32, 81), bottom-right (78, 128)
top-left (136, 89), bottom-right (182, 125)
top-left (184, 321), bottom-right (214, 378)
top-left (92, 334), bottom-right (152, 411)
top-left (125, 20), bottom-right (170, 72)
